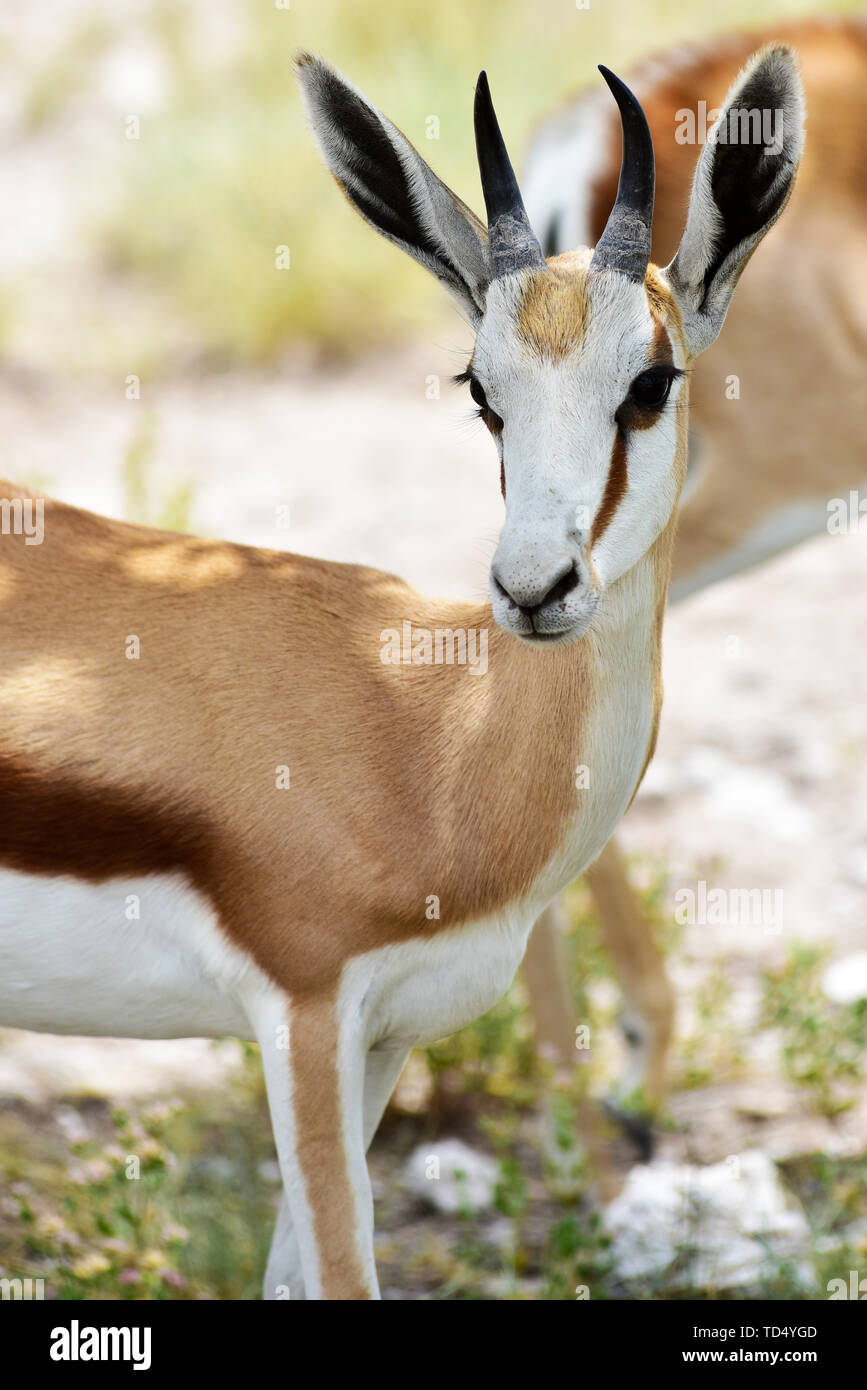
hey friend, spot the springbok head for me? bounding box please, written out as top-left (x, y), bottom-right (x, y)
top-left (296, 47), bottom-right (804, 645)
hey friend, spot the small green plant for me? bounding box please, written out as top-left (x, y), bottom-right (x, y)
top-left (761, 944), bottom-right (867, 1116)
top-left (122, 413), bottom-right (195, 532)
top-left (541, 1211), bottom-right (613, 1300)
top-left (679, 957), bottom-right (747, 1090)
top-left (423, 981), bottom-right (536, 1106)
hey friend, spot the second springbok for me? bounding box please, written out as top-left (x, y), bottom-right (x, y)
top-left (521, 17), bottom-right (867, 1121)
top-left (0, 46), bottom-right (803, 1298)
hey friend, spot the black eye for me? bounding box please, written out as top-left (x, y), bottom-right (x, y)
top-left (469, 377), bottom-right (488, 409)
top-left (466, 375), bottom-right (504, 433)
top-left (630, 370), bottom-right (674, 409)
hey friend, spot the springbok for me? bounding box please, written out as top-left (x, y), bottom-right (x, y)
top-left (519, 17), bottom-right (867, 1120)
top-left (0, 46), bottom-right (803, 1299)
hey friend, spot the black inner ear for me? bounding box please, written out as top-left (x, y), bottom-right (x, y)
top-left (542, 211), bottom-right (563, 259)
top-left (704, 72), bottom-right (792, 294)
top-left (317, 70), bottom-right (444, 262)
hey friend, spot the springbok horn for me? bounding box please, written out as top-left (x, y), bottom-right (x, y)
top-left (474, 71), bottom-right (546, 278)
top-left (591, 66), bottom-right (655, 282)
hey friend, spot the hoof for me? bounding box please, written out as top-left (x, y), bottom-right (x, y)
top-left (602, 1098), bottom-right (655, 1163)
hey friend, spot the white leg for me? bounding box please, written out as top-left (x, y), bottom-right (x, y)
top-left (362, 1046), bottom-right (409, 1147)
top-left (247, 985), bottom-right (379, 1300)
top-left (263, 1191), bottom-right (304, 1301)
top-left (262, 1042), bottom-right (408, 1300)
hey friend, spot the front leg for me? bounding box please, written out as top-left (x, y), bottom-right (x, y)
top-left (264, 1191), bottom-right (303, 1301)
top-left (248, 986), bottom-right (378, 1300)
top-left (263, 1043), bottom-right (408, 1300)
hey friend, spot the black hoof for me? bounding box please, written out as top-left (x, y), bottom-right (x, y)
top-left (602, 1099), bottom-right (655, 1163)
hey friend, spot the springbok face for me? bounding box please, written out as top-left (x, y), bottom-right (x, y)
top-left (297, 47), bottom-right (804, 645)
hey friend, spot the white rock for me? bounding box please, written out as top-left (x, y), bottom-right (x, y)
top-left (679, 746), bottom-right (727, 791)
top-left (404, 1139), bottom-right (498, 1215)
top-left (822, 952), bottom-right (867, 1005)
top-left (603, 1150), bottom-right (811, 1291)
top-left (635, 757), bottom-right (678, 799)
top-left (843, 848), bottom-right (867, 888)
top-left (700, 766), bottom-right (813, 843)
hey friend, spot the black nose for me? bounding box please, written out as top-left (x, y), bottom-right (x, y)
top-left (493, 562), bottom-right (580, 616)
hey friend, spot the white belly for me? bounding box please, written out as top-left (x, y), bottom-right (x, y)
top-left (342, 900), bottom-right (545, 1051)
top-left (0, 866), bottom-right (543, 1052)
top-left (0, 868), bottom-right (254, 1039)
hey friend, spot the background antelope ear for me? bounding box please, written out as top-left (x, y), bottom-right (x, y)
top-left (662, 44), bottom-right (805, 356)
top-left (295, 52), bottom-right (490, 324)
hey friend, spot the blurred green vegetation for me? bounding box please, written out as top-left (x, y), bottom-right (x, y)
top-left (762, 944), bottom-right (867, 1117)
top-left (10, 0), bottom-right (863, 370)
top-left (121, 411), bottom-right (195, 532)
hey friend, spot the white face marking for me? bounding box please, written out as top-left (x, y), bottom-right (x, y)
top-left (473, 266), bottom-right (685, 647)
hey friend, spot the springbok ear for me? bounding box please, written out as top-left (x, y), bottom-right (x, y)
top-left (295, 52), bottom-right (490, 324)
top-left (662, 44), bottom-right (805, 356)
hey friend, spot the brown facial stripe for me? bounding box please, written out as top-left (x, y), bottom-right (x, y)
top-left (590, 429), bottom-right (628, 548)
top-left (588, 316), bottom-right (673, 550)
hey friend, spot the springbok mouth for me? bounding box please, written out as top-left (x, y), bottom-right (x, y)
top-left (515, 624), bottom-right (582, 648)
top-left (510, 590), bottom-right (604, 647)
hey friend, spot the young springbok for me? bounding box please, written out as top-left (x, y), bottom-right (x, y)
top-left (0, 47), bottom-right (803, 1299)
top-left (520, 17), bottom-right (866, 1120)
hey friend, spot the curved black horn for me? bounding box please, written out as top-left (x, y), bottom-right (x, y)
top-left (591, 66), bottom-right (655, 282)
top-left (474, 71), bottom-right (546, 278)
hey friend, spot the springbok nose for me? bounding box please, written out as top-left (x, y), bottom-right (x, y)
top-left (492, 561), bottom-right (580, 615)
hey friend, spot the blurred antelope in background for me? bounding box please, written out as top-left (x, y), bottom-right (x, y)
top-left (520, 16), bottom-right (867, 1121)
top-left (0, 44), bottom-right (803, 1297)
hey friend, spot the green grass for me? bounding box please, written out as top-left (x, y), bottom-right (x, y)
top-left (0, 1047), bottom-right (275, 1300)
top-left (761, 943), bottom-right (867, 1116)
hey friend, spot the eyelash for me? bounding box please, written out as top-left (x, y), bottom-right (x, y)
top-left (628, 367), bottom-right (686, 410)
top-left (455, 370), bottom-right (503, 431)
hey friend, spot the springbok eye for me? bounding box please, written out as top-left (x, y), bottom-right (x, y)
top-left (629, 370), bottom-right (674, 410)
top-left (469, 377), bottom-right (488, 409)
top-left (463, 374), bottom-right (503, 432)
